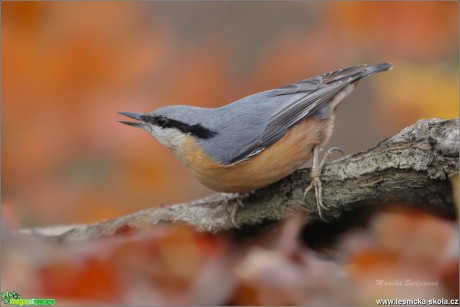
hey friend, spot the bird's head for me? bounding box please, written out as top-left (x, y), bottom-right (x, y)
top-left (118, 106), bottom-right (216, 151)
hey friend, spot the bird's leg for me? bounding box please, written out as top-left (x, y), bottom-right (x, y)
top-left (304, 146), bottom-right (344, 221)
top-left (219, 193), bottom-right (249, 229)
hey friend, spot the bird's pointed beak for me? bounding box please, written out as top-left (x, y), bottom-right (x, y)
top-left (118, 112), bottom-right (145, 128)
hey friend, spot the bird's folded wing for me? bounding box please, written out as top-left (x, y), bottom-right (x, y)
top-left (226, 63), bottom-right (392, 164)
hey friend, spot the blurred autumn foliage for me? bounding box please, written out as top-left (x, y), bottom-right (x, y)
top-left (1, 2), bottom-right (459, 306)
top-left (2, 208), bottom-right (458, 305)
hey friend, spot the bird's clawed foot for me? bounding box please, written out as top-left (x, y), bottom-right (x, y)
top-left (220, 193), bottom-right (250, 229)
top-left (304, 146), bottom-right (344, 221)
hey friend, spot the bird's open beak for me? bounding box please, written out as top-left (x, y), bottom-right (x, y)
top-left (118, 112), bottom-right (145, 128)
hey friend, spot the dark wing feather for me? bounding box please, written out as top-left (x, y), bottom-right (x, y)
top-left (227, 63), bottom-right (392, 164)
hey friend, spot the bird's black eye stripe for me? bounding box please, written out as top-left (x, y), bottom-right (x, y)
top-left (140, 115), bottom-right (217, 139)
top-left (155, 116), bottom-right (168, 127)
top-left (188, 124), bottom-right (217, 139)
top-left (140, 115), bottom-right (169, 127)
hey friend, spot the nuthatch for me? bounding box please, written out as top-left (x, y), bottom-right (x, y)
top-left (119, 63), bottom-right (393, 227)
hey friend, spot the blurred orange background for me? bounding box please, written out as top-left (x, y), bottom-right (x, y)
top-left (2, 2), bottom-right (458, 227)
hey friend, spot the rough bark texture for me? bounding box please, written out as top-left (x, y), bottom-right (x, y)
top-left (22, 118), bottom-right (459, 241)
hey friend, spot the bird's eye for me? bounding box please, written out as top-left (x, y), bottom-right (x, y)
top-left (156, 116), bottom-right (168, 128)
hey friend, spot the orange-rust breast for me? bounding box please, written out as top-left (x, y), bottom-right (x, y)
top-left (176, 117), bottom-right (334, 193)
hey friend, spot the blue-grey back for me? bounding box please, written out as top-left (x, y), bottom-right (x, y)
top-left (199, 92), bottom-right (280, 164)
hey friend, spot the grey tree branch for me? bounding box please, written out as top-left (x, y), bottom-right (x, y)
top-left (22, 118), bottom-right (459, 241)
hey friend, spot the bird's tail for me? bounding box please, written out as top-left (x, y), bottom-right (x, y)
top-left (323, 62), bottom-right (393, 84)
top-left (361, 62), bottom-right (393, 78)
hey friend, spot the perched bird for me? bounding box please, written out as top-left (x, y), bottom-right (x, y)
top-left (119, 62), bottom-right (393, 227)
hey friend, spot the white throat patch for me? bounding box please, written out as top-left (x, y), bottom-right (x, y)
top-left (147, 125), bottom-right (187, 152)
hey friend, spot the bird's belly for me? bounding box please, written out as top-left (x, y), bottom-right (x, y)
top-left (178, 117), bottom-right (333, 193)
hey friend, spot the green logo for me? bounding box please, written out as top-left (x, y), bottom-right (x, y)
top-left (1, 291), bottom-right (55, 306)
